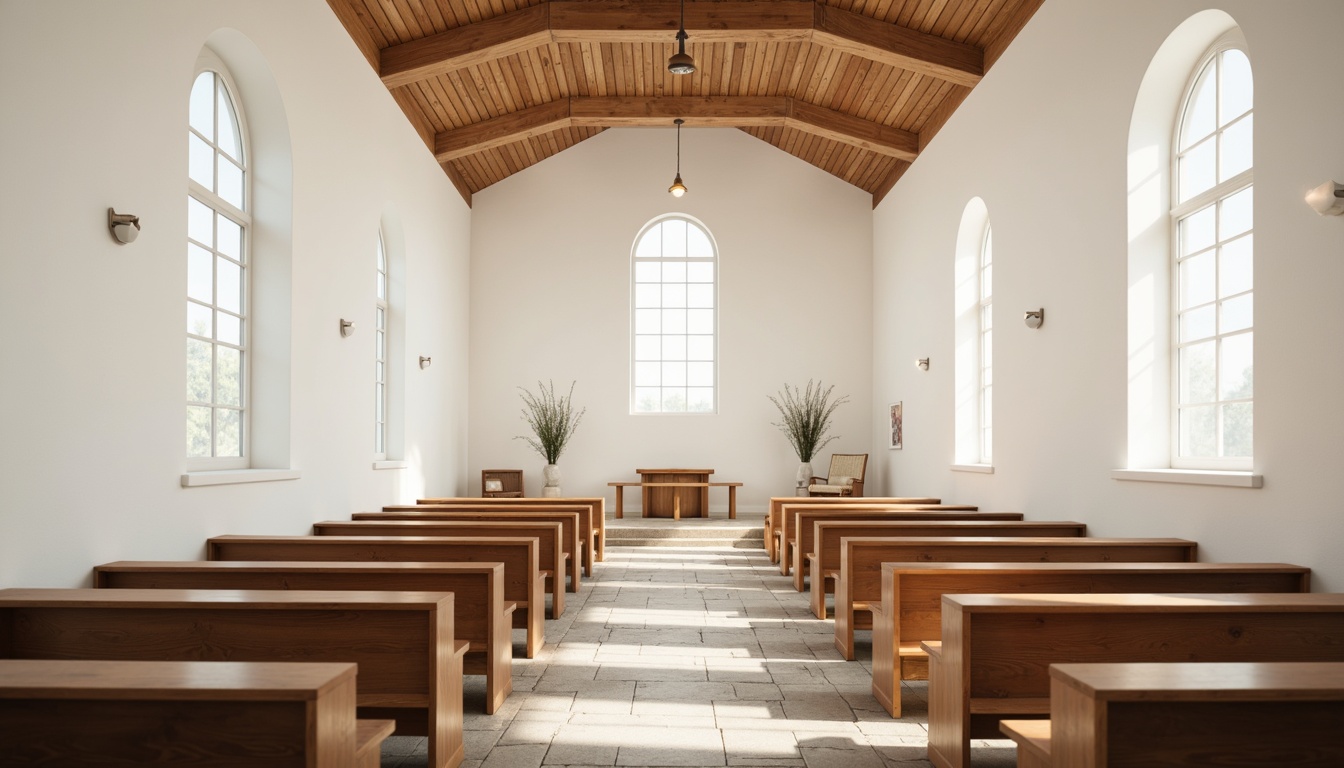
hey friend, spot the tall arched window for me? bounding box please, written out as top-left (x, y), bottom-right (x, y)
top-left (954, 198), bottom-right (993, 469)
top-left (375, 228), bottom-right (389, 458)
top-left (186, 58), bottom-right (249, 466)
top-left (631, 215), bottom-right (717, 413)
top-left (1171, 39), bottom-right (1252, 468)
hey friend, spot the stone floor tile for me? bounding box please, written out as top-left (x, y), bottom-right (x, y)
top-left (798, 744), bottom-right (888, 768)
top-left (722, 727), bottom-right (800, 759)
top-left (480, 744), bottom-right (549, 768)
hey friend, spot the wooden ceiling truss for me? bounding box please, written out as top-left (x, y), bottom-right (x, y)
top-left (326, 0), bottom-right (1044, 207)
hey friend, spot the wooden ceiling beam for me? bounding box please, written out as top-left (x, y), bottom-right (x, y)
top-left (380, 1), bottom-right (982, 90)
top-left (380, 4), bottom-right (551, 89)
top-left (434, 96), bottom-right (917, 164)
top-left (811, 4), bottom-right (982, 88)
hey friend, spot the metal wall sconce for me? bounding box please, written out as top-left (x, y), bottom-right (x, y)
top-left (107, 208), bottom-right (140, 244)
top-left (419, 356), bottom-right (432, 369)
top-left (915, 358), bottom-right (930, 371)
top-left (1024, 309), bottom-right (1045, 329)
top-left (339, 319), bottom-right (354, 337)
top-left (1306, 180), bottom-right (1344, 215)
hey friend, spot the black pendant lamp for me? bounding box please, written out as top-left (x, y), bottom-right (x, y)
top-left (668, 119), bottom-right (688, 197)
top-left (667, 0), bottom-right (695, 75)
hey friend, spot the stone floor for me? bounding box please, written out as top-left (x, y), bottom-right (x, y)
top-left (381, 544), bottom-right (1016, 768)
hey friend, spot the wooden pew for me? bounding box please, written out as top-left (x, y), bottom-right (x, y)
top-left (833, 536), bottom-right (1198, 660)
top-left (802, 518), bottom-right (1083, 597)
top-left (94, 560), bottom-right (514, 715)
top-left (1001, 661), bottom-right (1344, 768)
top-left (869, 561), bottom-right (1311, 716)
top-left (0, 588), bottom-right (467, 768)
top-left (415, 497), bottom-right (606, 568)
top-left (925, 592), bottom-right (1344, 768)
top-left (778, 505), bottom-right (988, 576)
top-left (357, 511), bottom-right (586, 591)
top-left (314, 519), bottom-right (568, 617)
top-left (764, 496), bottom-right (941, 562)
top-left (0, 659), bottom-right (392, 767)
top-left (207, 535), bottom-right (545, 659)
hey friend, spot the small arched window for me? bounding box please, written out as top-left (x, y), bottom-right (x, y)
top-left (1171, 39), bottom-right (1253, 467)
top-left (631, 215), bottom-right (718, 413)
top-left (375, 228), bottom-right (389, 458)
top-left (186, 59), bottom-right (249, 465)
top-left (978, 222), bottom-right (993, 464)
top-left (954, 198), bottom-right (992, 469)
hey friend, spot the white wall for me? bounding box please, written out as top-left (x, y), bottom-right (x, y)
top-left (873, 0), bottom-right (1344, 588)
top-left (0, 0), bottom-right (471, 587)
top-left (469, 128), bottom-right (873, 511)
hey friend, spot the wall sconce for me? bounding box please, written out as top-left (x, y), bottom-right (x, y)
top-left (339, 319), bottom-right (354, 337)
top-left (107, 208), bottom-right (140, 244)
top-left (419, 356), bottom-right (432, 369)
top-left (915, 358), bottom-right (930, 371)
top-left (1306, 180), bottom-right (1344, 216)
top-left (1024, 309), bottom-right (1045, 329)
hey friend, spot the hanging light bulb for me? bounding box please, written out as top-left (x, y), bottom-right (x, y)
top-left (668, 119), bottom-right (688, 197)
top-left (667, 0), bottom-right (695, 75)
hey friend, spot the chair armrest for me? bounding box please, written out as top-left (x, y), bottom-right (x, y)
top-left (809, 476), bottom-right (827, 485)
top-left (850, 478), bottom-right (864, 497)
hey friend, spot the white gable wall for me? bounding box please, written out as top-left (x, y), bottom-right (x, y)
top-left (873, 0), bottom-right (1344, 588)
top-left (469, 128), bottom-right (874, 510)
top-left (0, 0), bottom-right (471, 587)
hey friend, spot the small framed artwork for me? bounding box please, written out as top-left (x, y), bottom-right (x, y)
top-left (889, 402), bottom-right (903, 449)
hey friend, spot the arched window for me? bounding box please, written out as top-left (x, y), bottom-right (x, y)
top-left (631, 215), bottom-right (717, 413)
top-left (954, 198), bottom-right (993, 469)
top-left (186, 58), bottom-right (249, 466)
top-left (375, 228), bottom-right (389, 458)
top-left (1171, 39), bottom-right (1253, 468)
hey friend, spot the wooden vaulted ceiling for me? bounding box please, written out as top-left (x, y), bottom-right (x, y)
top-left (325, 0), bottom-right (1044, 207)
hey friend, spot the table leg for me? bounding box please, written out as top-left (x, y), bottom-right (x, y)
top-left (614, 487), bottom-right (624, 519)
top-left (673, 495), bottom-right (680, 521)
top-left (728, 486), bottom-right (737, 520)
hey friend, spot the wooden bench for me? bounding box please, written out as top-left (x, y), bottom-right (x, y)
top-left (207, 535), bottom-right (545, 659)
top-left (416, 497), bottom-right (606, 567)
top-left (926, 592), bottom-right (1344, 768)
top-left (0, 659), bottom-right (391, 767)
top-left (806, 520), bottom-right (1088, 614)
top-left (314, 519), bottom-right (568, 617)
top-left (365, 508), bottom-right (589, 587)
top-left (1001, 661), bottom-right (1344, 768)
top-left (833, 536), bottom-right (1199, 660)
top-left (0, 588), bottom-right (467, 768)
top-left (869, 561), bottom-right (1311, 716)
top-left (93, 560), bottom-right (514, 715)
top-left (607, 481), bottom-right (744, 519)
top-left (764, 497), bottom-right (941, 561)
top-left (778, 505), bottom-right (989, 576)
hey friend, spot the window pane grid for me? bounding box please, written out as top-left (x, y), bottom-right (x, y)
top-left (978, 225), bottom-right (993, 463)
top-left (186, 69), bottom-right (248, 461)
top-left (631, 217), bottom-right (716, 413)
top-left (1172, 43), bottom-right (1252, 464)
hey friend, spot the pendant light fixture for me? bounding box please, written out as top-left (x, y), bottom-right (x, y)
top-left (667, 0), bottom-right (695, 75)
top-left (668, 119), bottom-right (688, 197)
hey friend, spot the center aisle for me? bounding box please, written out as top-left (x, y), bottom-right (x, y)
top-left (382, 544), bottom-right (1012, 768)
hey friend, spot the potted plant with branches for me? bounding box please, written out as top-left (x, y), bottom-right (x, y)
top-left (768, 379), bottom-right (849, 492)
top-left (516, 380), bottom-right (586, 497)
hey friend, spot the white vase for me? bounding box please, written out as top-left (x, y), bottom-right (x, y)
top-left (795, 461), bottom-right (812, 495)
top-left (542, 463), bottom-right (561, 498)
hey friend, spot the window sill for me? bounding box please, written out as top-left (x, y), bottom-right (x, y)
top-left (1111, 468), bottom-right (1262, 488)
top-left (373, 461), bottom-right (408, 470)
top-left (951, 464), bottom-right (995, 474)
top-left (181, 469), bottom-right (301, 488)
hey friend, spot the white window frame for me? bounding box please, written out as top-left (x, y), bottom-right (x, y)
top-left (630, 214), bottom-right (719, 414)
top-left (186, 54), bottom-right (251, 471)
top-left (977, 222), bottom-right (993, 464)
top-left (1169, 36), bottom-right (1253, 471)
top-left (375, 228), bottom-right (389, 460)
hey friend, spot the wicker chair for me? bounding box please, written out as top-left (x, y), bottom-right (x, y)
top-left (807, 454), bottom-right (867, 497)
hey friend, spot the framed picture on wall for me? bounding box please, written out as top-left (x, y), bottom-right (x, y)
top-left (889, 402), bottom-right (903, 449)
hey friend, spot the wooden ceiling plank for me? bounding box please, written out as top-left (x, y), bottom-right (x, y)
top-left (569, 95), bottom-right (790, 127)
top-left (812, 3), bottom-right (982, 88)
top-left (325, 1), bottom-right (383, 70)
top-left (548, 0), bottom-right (814, 44)
top-left (871, 159), bottom-right (911, 206)
top-left (379, 4), bottom-right (550, 89)
top-left (786, 100), bottom-right (917, 160)
top-left (434, 98), bottom-right (571, 160)
top-left (983, 0), bottom-right (1043, 69)
top-left (440, 160), bottom-right (475, 205)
